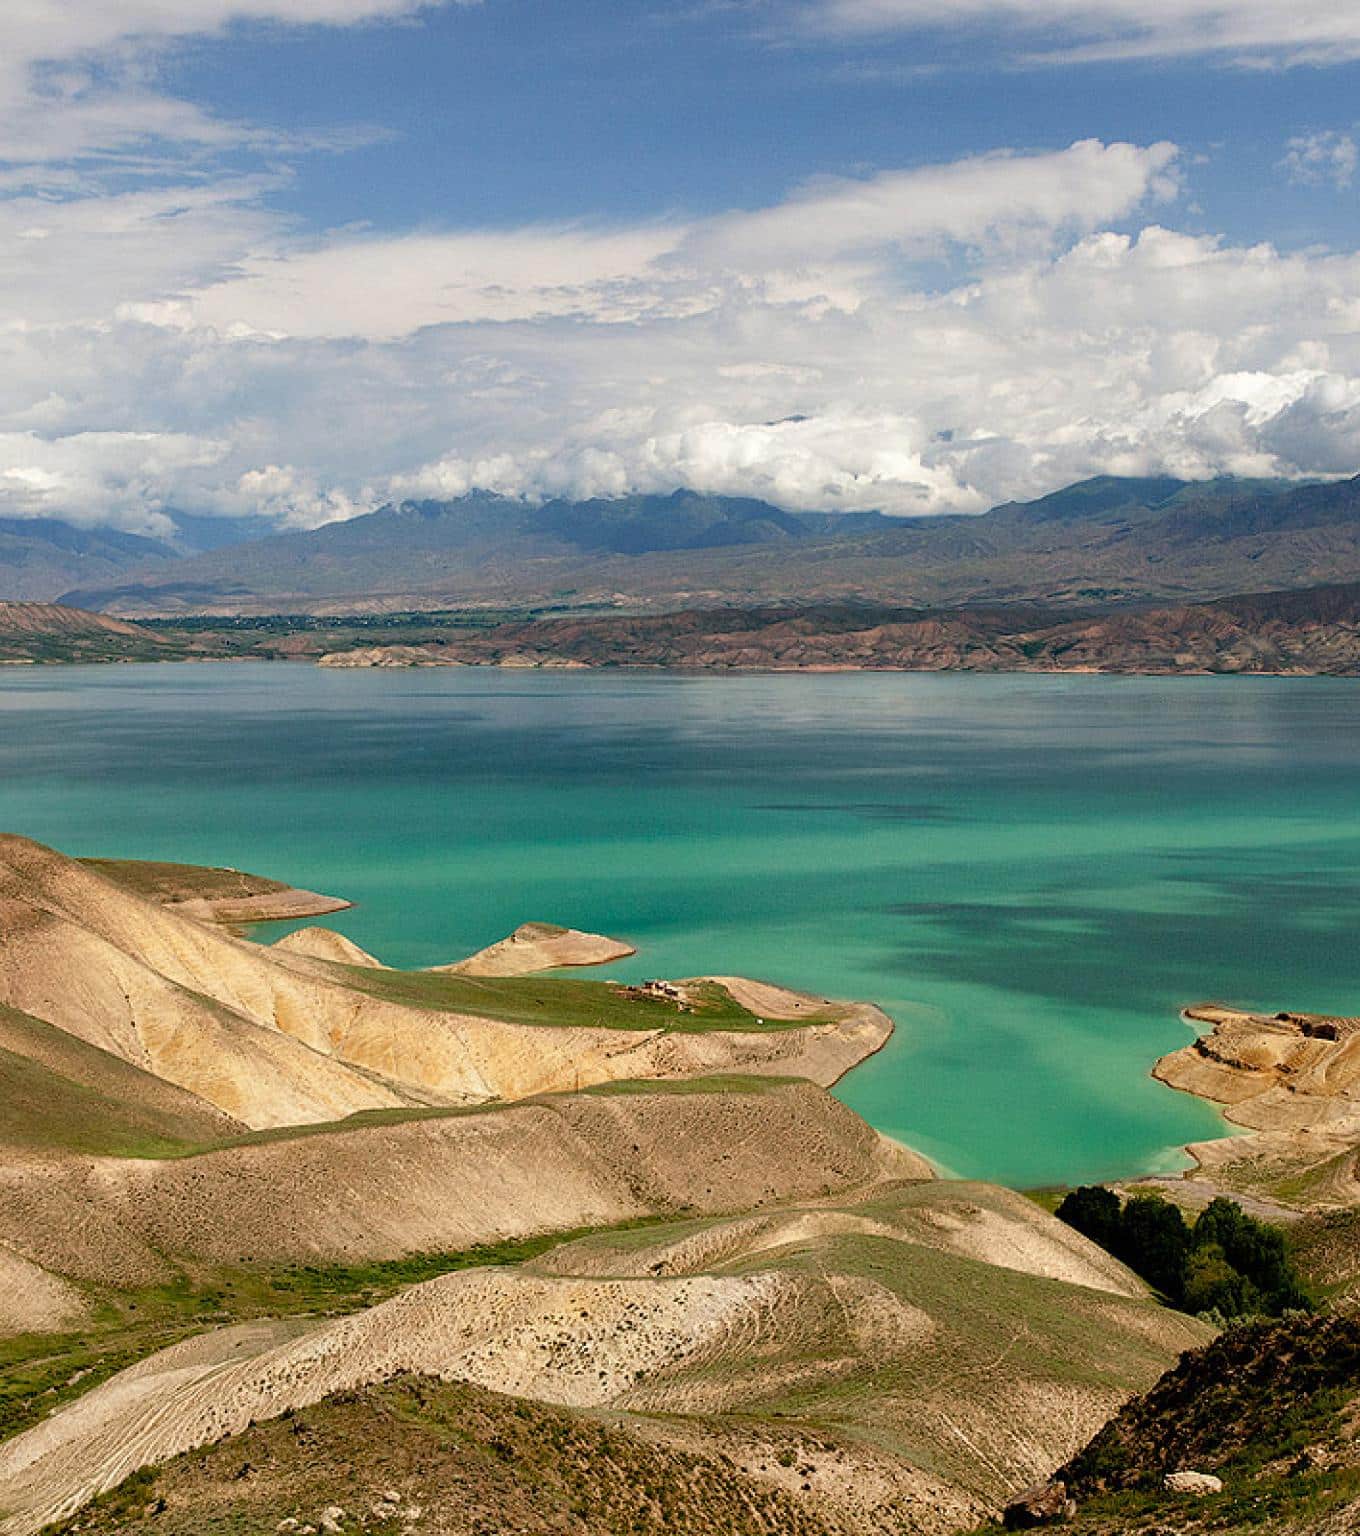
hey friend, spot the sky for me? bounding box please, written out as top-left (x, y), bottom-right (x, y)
top-left (2, 0), bottom-right (1360, 531)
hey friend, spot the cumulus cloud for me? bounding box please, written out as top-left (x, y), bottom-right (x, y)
top-left (0, 430), bottom-right (226, 528)
top-left (796, 0), bottom-right (1360, 66)
top-left (1283, 131), bottom-right (1359, 190)
top-left (2, 106), bottom-right (1360, 527)
top-left (177, 139), bottom-right (1178, 340)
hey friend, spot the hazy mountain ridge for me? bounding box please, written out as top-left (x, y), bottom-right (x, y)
top-left (0, 512), bottom-right (279, 602)
top-left (52, 473), bottom-right (1360, 617)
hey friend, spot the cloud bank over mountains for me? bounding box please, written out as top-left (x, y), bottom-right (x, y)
top-left (1, 0), bottom-right (1359, 530)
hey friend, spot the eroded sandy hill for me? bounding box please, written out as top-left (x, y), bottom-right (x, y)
top-left (0, 603), bottom-right (155, 640)
top-left (440, 921), bottom-right (636, 976)
top-left (0, 836), bottom-right (889, 1130)
top-left (0, 1080), bottom-right (924, 1288)
top-left (271, 926), bottom-right (384, 966)
top-left (0, 1179), bottom-right (1206, 1536)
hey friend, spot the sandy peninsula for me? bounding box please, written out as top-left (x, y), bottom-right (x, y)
top-left (1152, 1002), bottom-right (1360, 1209)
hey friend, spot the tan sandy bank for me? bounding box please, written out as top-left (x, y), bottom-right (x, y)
top-left (80, 856), bottom-right (352, 925)
top-left (1153, 1002), bottom-right (1360, 1207)
top-left (0, 836), bottom-right (892, 1132)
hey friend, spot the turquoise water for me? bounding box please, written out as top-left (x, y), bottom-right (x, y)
top-left (3, 663), bottom-right (1358, 1186)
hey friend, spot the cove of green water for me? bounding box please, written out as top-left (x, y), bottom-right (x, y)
top-left (2, 663), bottom-right (1356, 1187)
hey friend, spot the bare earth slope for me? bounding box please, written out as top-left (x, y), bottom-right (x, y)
top-left (0, 603), bottom-right (175, 663)
top-left (0, 836), bottom-right (888, 1130)
top-left (0, 1178), bottom-right (1206, 1536)
top-left (0, 1079), bottom-right (925, 1288)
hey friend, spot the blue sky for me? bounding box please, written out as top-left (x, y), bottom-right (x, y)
top-left (1, 0), bottom-right (1359, 528)
top-left (178, 2), bottom-right (1357, 244)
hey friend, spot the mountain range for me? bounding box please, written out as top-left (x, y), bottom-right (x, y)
top-left (0, 511), bottom-right (276, 604)
top-left (2, 474), bottom-right (1358, 615)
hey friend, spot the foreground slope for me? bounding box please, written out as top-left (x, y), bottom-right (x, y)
top-left (36, 1374), bottom-right (855, 1536)
top-left (1044, 1312), bottom-right (1360, 1535)
top-left (0, 1179), bottom-right (1206, 1536)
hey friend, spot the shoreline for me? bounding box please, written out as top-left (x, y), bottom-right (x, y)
top-left (3, 650), bottom-right (1357, 678)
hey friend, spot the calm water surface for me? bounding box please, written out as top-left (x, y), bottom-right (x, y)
top-left (3, 663), bottom-right (1357, 1186)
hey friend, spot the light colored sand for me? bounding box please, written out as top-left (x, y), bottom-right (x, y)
top-left (271, 927), bottom-right (385, 967)
top-left (436, 921), bottom-right (635, 976)
top-left (0, 1245), bottom-right (88, 1333)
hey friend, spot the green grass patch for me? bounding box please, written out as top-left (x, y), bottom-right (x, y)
top-left (576, 1073), bottom-right (800, 1097)
top-left (0, 1046), bottom-right (202, 1158)
top-left (80, 857), bottom-right (289, 902)
top-left (338, 968), bottom-right (811, 1033)
top-left (1022, 1186), bottom-right (1070, 1214)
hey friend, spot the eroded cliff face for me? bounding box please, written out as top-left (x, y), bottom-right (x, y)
top-left (311, 586), bottom-right (1360, 676)
top-left (1154, 1004), bottom-right (1360, 1208)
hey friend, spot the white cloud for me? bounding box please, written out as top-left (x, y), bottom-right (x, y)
top-left (0, 429), bottom-right (226, 528)
top-left (180, 140), bottom-right (1178, 338)
top-left (2, 127), bottom-right (1360, 527)
top-left (686, 139), bottom-right (1180, 271)
top-left (1283, 131), bottom-right (1358, 190)
top-left (796, 0), bottom-right (1360, 66)
top-left (186, 224), bottom-right (689, 339)
top-left (0, 0), bottom-right (464, 180)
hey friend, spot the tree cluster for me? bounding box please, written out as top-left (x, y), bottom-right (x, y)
top-left (1056, 1187), bottom-right (1310, 1318)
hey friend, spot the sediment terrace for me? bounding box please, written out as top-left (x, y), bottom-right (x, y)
top-left (1153, 1003), bottom-right (1360, 1214)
